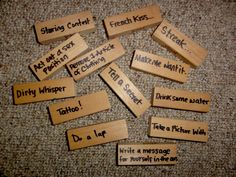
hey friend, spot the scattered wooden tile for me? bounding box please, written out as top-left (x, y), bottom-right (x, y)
top-left (104, 5), bottom-right (162, 38)
top-left (131, 49), bottom-right (190, 83)
top-left (152, 19), bottom-right (208, 67)
top-left (67, 119), bottom-right (128, 150)
top-left (149, 117), bottom-right (208, 142)
top-left (35, 11), bottom-right (96, 44)
top-left (30, 33), bottom-right (88, 81)
top-left (67, 38), bottom-right (125, 81)
top-left (49, 90), bottom-right (111, 125)
top-left (152, 87), bottom-right (210, 112)
top-left (100, 63), bottom-right (151, 117)
top-left (13, 77), bottom-right (76, 105)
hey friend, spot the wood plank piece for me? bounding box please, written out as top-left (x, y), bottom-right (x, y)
top-left (49, 90), bottom-right (111, 125)
top-left (149, 117), bottom-right (208, 142)
top-left (67, 38), bottom-right (125, 81)
top-left (35, 11), bottom-right (96, 44)
top-left (152, 19), bottom-right (208, 67)
top-left (30, 33), bottom-right (89, 81)
top-left (131, 50), bottom-right (190, 83)
top-left (152, 87), bottom-right (210, 112)
top-left (67, 119), bottom-right (128, 150)
top-left (104, 5), bottom-right (162, 38)
top-left (100, 63), bottom-right (151, 117)
top-left (13, 77), bottom-right (76, 105)
top-left (118, 143), bottom-right (177, 165)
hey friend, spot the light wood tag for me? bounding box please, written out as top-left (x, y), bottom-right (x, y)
top-left (35, 11), bottom-right (96, 44)
top-left (30, 33), bottom-right (88, 81)
top-left (100, 63), bottom-right (151, 117)
top-left (149, 117), bottom-right (208, 142)
top-left (67, 38), bottom-right (125, 81)
top-left (67, 119), bottom-right (128, 150)
top-left (49, 90), bottom-right (111, 125)
top-left (118, 143), bottom-right (177, 165)
top-left (13, 77), bottom-right (76, 105)
top-left (131, 50), bottom-right (190, 83)
top-left (152, 87), bottom-right (210, 112)
top-left (152, 19), bottom-right (208, 67)
top-left (104, 5), bottom-right (162, 39)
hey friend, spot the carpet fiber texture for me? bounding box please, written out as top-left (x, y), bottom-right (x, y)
top-left (0, 0), bottom-right (236, 176)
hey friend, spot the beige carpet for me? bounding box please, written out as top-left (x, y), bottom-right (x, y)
top-left (0, 0), bottom-right (236, 176)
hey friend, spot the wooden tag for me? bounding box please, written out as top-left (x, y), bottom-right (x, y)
top-left (152, 87), bottom-right (210, 112)
top-left (149, 117), bottom-right (208, 142)
top-left (118, 143), bottom-right (177, 165)
top-left (67, 38), bottom-right (125, 81)
top-left (100, 63), bottom-right (150, 117)
top-left (131, 50), bottom-right (190, 83)
top-left (152, 19), bottom-right (208, 67)
top-left (13, 77), bottom-right (76, 105)
top-left (67, 119), bottom-right (128, 150)
top-left (29, 33), bottom-right (88, 81)
top-left (104, 5), bottom-right (162, 39)
top-left (49, 90), bottom-right (111, 125)
top-left (35, 11), bottom-right (96, 44)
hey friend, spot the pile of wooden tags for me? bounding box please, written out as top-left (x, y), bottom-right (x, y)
top-left (13, 4), bottom-right (210, 165)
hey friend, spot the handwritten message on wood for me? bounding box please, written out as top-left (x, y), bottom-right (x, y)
top-left (149, 117), bottom-right (208, 142)
top-left (131, 50), bottom-right (190, 83)
top-left (100, 63), bottom-right (151, 117)
top-left (67, 119), bottom-right (128, 150)
top-left (49, 90), bottom-right (111, 125)
top-left (30, 33), bottom-right (88, 81)
top-left (35, 11), bottom-right (96, 44)
top-left (152, 19), bottom-right (208, 67)
top-left (118, 144), bottom-right (177, 165)
top-left (13, 77), bottom-right (76, 105)
top-left (152, 87), bottom-right (211, 112)
top-left (67, 38), bottom-right (125, 81)
top-left (104, 5), bottom-right (162, 38)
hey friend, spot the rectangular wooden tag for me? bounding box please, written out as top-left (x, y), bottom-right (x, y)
top-left (152, 87), bottom-right (210, 112)
top-left (67, 38), bottom-right (125, 81)
top-left (67, 119), bottom-right (128, 150)
top-left (118, 143), bottom-right (177, 165)
top-left (131, 50), bottom-right (190, 83)
top-left (13, 77), bottom-right (76, 105)
top-left (30, 33), bottom-right (88, 81)
top-left (152, 19), bottom-right (208, 67)
top-left (149, 117), bottom-right (208, 142)
top-left (35, 11), bottom-right (96, 44)
top-left (104, 5), bottom-right (162, 38)
top-left (100, 63), bottom-right (151, 117)
top-left (49, 90), bottom-right (111, 125)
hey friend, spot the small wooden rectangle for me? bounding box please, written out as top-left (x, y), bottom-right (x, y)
top-left (35, 11), bottom-right (96, 44)
top-left (118, 143), bottom-right (177, 165)
top-left (67, 119), bottom-right (128, 150)
top-left (152, 87), bottom-right (210, 112)
top-left (30, 33), bottom-right (88, 81)
top-left (149, 117), bottom-right (208, 142)
top-left (100, 63), bottom-right (151, 117)
top-left (131, 50), bottom-right (190, 83)
top-left (13, 77), bottom-right (76, 105)
top-left (49, 90), bottom-right (111, 125)
top-left (104, 5), bottom-right (162, 39)
top-left (152, 19), bottom-right (208, 67)
top-left (67, 38), bottom-right (125, 81)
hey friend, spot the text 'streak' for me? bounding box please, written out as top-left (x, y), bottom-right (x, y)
top-left (67, 38), bottom-right (125, 81)
top-left (100, 63), bottom-right (151, 117)
top-left (35, 11), bottom-right (96, 44)
top-left (49, 90), bottom-right (111, 125)
top-left (67, 119), bottom-right (128, 150)
top-left (30, 33), bottom-right (88, 81)
top-left (104, 5), bottom-right (162, 39)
